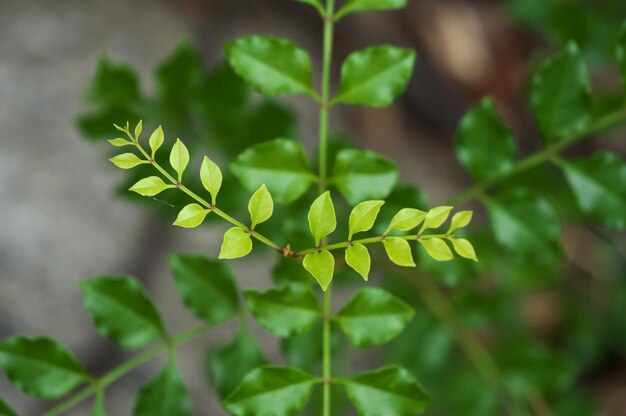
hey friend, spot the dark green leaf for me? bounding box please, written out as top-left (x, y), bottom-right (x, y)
top-left (207, 327), bottom-right (267, 400)
top-left (170, 254), bottom-right (240, 324)
top-left (333, 46), bottom-right (415, 107)
top-left (0, 397), bottom-right (16, 416)
top-left (134, 362), bottom-right (191, 416)
top-left (455, 97), bottom-right (517, 181)
top-left (230, 139), bottom-right (315, 204)
top-left (343, 366), bottom-right (430, 415)
top-left (618, 21), bottom-right (626, 95)
top-left (0, 337), bottom-right (90, 399)
top-left (560, 152), bottom-right (626, 229)
top-left (225, 36), bottom-right (315, 98)
top-left (485, 188), bottom-right (562, 263)
top-left (530, 42), bottom-right (591, 143)
top-left (272, 257), bottom-right (312, 286)
top-left (89, 57), bottom-right (140, 107)
top-left (244, 284), bottom-right (321, 337)
top-left (79, 276), bottom-right (166, 349)
top-left (223, 366), bottom-right (316, 416)
top-left (331, 149), bottom-right (398, 205)
top-left (155, 40), bottom-right (202, 109)
top-left (337, 287), bottom-right (415, 347)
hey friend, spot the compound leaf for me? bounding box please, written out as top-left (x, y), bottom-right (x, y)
top-left (244, 283), bottom-right (321, 337)
top-left (382, 237), bottom-right (415, 267)
top-left (0, 337), bottom-right (90, 399)
top-left (201, 156), bottom-right (223, 205)
top-left (303, 250), bottom-right (335, 291)
top-left (418, 238), bottom-right (454, 262)
top-left (173, 203), bottom-right (210, 228)
top-left (219, 227), bottom-right (253, 259)
top-left (170, 138), bottom-right (190, 182)
top-left (133, 362), bottom-right (191, 416)
top-left (337, 288), bottom-right (415, 347)
top-left (308, 191), bottom-right (337, 245)
top-left (79, 276), bottom-right (166, 349)
top-left (345, 243), bottom-right (371, 281)
top-left (249, 185), bottom-right (274, 228)
top-left (170, 254), bottom-right (240, 325)
top-left (348, 200), bottom-right (385, 239)
top-left (129, 176), bottom-right (173, 196)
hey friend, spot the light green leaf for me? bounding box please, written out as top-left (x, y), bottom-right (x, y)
top-left (333, 46), bottom-right (416, 107)
top-left (382, 237), bottom-right (415, 267)
top-left (208, 327), bottom-right (267, 400)
top-left (0, 337), bottom-right (90, 399)
top-left (384, 208), bottom-right (426, 235)
top-left (201, 156), bottom-right (223, 205)
top-left (618, 21), bottom-right (626, 95)
top-left (231, 139), bottom-right (315, 204)
top-left (170, 138), bottom-right (190, 182)
top-left (345, 243), bottom-right (371, 281)
top-left (108, 137), bottom-right (133, 147)
top-left (447, 210), bottom-right (473, 234)
top-left (420, 206), bottom-right (453, 233)
top-left (170, 254), bottom-right (240, 325)
top-left (337, 288), bottom-right (415, 347)
top-left (225, 35), bottom-right (315, 98)
top-left (303, 250), bottom-right (335, 291)
top-left (343, 366), bottom-right (430, 415)
top-left (308, 191), bottom-right (337, 246)
top-left (219, 227), bottom-right (253, 259)
top-left (348, 200), bottom-right (385, 239)
top-left (455, 97), bottom-right (517, 181)
top-left (92, 390), bottom-right (105, 416)
top-left (294, 0), bottom-right (323, 12)
top-left (449, 238), bottom-right (478, 262)
top-left (110, 153), bottom-right (146, 169)
top-left (560, 152), bottom-right (626, 229)
top-left (173, 203), bottom-right (210, 228)
top-left (531, 42), bottom-right (591, 143)
top-left (0, 396), bottom-right (16, 416)
top-left (249, 185), bottom-right (274, 228)
top-left (129, 176), bottom-right (173, 197)
top-left (336, 0), bottom-right (408, 20)
top-left (332, 149), bottom-right (398, 205)
top-left (418, 238), bottom-right (454, 261)
top-left (148, 126), bottom-right (164, 158)
top-left (134, 119), bottom-right (143, 140)
top-left (133, 362), bottom-right (191, 416)
top-left (79, 276), bottom-right (166, 349)
top-left (223, 366), bottom-right (315, 416)
top-left (244, 284), bottom-right (321, 337)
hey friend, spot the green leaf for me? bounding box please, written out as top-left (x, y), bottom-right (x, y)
top-left (0, 337), bottom-right (90, 399)
top-left (294, 0), bottom-right (323, 12)
top-left (420, 206), bottom-right (453, 233)
top-left (560, 152), bottom-right (626, 229)
top-left (455, 97), bottom-right (517, 181)
top-left (110, 153), bottom-right (146, 169)
top-left (79, 276), bottom-right (166, 349)
top-left (129, 176), bottom-right (172, 196)
top-left (133, 362), bottom-right (191, 416)
top-left (530, 42), bottom-right (591, 143)
top-left (231, 139), bottom-right (315, 204)
top-left (345, 243), bottom-right (371, 281)
top-left (173, 203), bottom-right (210, 228)
top-left (208, 327), bottom-right (267, 400)
top-left (170, 138), bottom-right (190, 182)
top-left (447, 210), bottom-right (473, 234)
top-left (343, 366), bottom-right (430, 415)
top-left (108, 137), bottom-right (133, 147)
top-left (337, 288), bottom-right (415, 347)
top-left (170, 254), bottom-right (240, 324)
top-left (88, 57), bottom-right (140, 107)
top-left (618, 21), bottom-right (626, 95)
top-left (382, 237), bottom-right (415, 267)
top-left (249, 185), bottom-right (274, 228)
top-left (0, 397), bottom-right (16, 416)
top-left (148, 126), bottom-right (164, 158)
top-left (449, 238), bottom-right (478, 262)
top-left (155, 40), bottom-right (202, 110)
top-left (336, 0), bottom-right (408, 19)
top-left (92, 391), bottom-right (106, 416)
top-left (134, 120), bottom-right (143, 141)
top-left (333, 46), bottom-right (416, 107)
top-left (225, 35), bottom-right (315, 98)
top-left (223, 366), bottom-right (316, 416)
top-left (200, 156), bottom-right (223, 205)
top-left (308, 191), bottom-right (337, 245)
top-left (485, 189), bottom-right (562, 263)
top-left (418, 238), bottom-right (454, 262)
top-left (244, 283), bottom-right (321, 337)
top-left (332, 149), bottom-right (398, 205)
top-left (348, 200), bottom-right (385, 239)
top-left (219, 227), bottom-right (253, 259)
top-left (303, 250), bottom-right (335, 291)
top-left (384, 208), bottom-right (426, 235)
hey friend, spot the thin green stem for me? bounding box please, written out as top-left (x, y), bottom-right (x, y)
top-left (42, 324), bottom-right (212, 416)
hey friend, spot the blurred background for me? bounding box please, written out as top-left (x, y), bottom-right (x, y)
top-left (1, 0), bottom-right (625, 414)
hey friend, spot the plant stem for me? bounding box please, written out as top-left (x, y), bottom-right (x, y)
top-left (42, 324), bottom-right (212, 416)
top-left (319, 1), bottom-right (335, 415)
